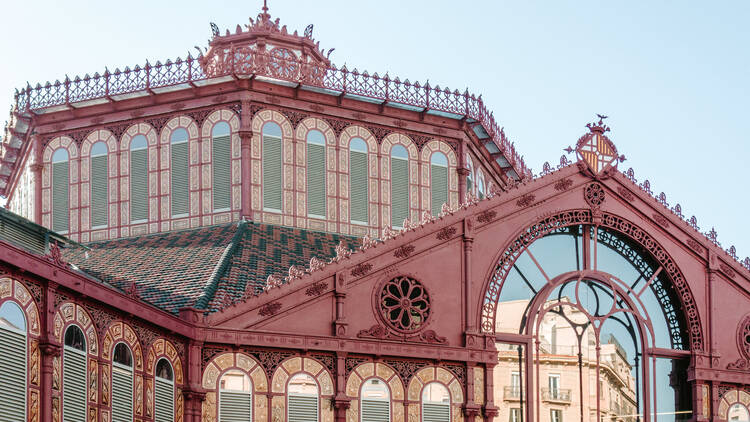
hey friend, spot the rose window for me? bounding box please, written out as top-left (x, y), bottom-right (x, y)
top-left (379, 276), bottom-right (431, 332)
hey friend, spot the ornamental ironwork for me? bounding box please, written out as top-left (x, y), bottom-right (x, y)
top-left (379, 276), bottom-right (431, 333)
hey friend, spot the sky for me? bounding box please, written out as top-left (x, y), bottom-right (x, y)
top-left (1, 0), bottom-right (749, 259)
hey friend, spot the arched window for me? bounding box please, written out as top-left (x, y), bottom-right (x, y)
top-left (476, 170), bottom-right (485, 200)
top-left (170, 128), bottom-right (190, 217)
top-left (130, 135), bottom-right (149, 223)
top-left (212, 122), bottom-right (232, 211)
top-left (288, 373), bottom-right (319, 422)
top-left (361, 378), bottom-right (390, 422)
top-left (219, 370), bottom-right (252, 422)
top-left (729, 403), bottom-right (750, 421)
top-left (154, 359), bottom-right (174, 422)
top-left (262, 122), bottom-right (283, 212)
top-left (421, 382), bottom-right (450, 422)
top-left (390, 145), bottom-right (409, 228)
top-left (349, 137), bottom-right (369, 225)
top-left (52, 148), bottom-right (69, 233)
top-left (465, 155), bottom-right (474, 195)
top-left (0, 301), bottom-right (26, 422)
top-left (90, 142), bottom-right (108, 228)
top-left (112, 343), bottom-right (134, 422)
top-left (430, 152), bottom-right (448, 216)
top-left (306, 130), bottom-right (326, 218)
top-left (63, 325), bottom-right (87, 422)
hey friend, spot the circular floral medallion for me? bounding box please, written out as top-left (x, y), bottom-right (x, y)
top-left (738, 313), bottom-right (750, 360)
top-left (379, 276), bottom-right (431, 333)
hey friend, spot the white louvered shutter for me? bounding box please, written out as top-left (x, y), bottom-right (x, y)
top-left (219, 390), bottom-right (252, 422)
top-left (307, 142), bottom-right (326, 217)
top-left (361, 399), bottom-right (390, 422)
top-left (390, 156), bottom-right (409, 227)
top-left (91, 154), bottom-right (108, 227)
top-left (262, 136), bottom-right (282, 211)
top-left (350, 150), bottom-right (368, 224)
top-left (0, 327), bottom-right (26, 422)
top-left (130, 148), bottom-right (148, 222)
top-left (422, 403), bottom-right (450, 422)
top-left (213, 135), bottom-right (232, 211)
top-left (111, 365), bottom-right (133, 422)
top-left (171, 142), bottom-right (189, 216)
top-left (62, 347), bottom-right (87, 422)
top-left (430, 164), bottom-right (448, 217)
top-left (52, 161), bottom-right (69, 232)
top-left (288, 394), bottom-right (318, 422)
top-left (154, 377), bottom-right (174, 422)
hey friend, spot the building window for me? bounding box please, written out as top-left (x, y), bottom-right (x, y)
top-left (63, 325), bottom-right (87, 422)
top-left (421, 382), bottom-right (450, 422)
top-left (349, 137), bottom-right (369, 225)
top-left (212, 121), bottom-right (232, 211)
top-left (509, 408), bottom-right (520, 422)
top-left (112, 343), bottom-right (134, 422)
top-left (0, 301), bottom-right (26, 422)
top-left (306, 129), bottom-right (326, 218)
top-left (430, 152), bottom-right (448, 216)
top-left (361, 378), bottom-right (390, 422)
top-left (550, 409), bottom-right (562, 422)
top-left (729, 403), bottom-right (750, 421)
top-left (288, 373), bottom-right (319, 422)
top-left (90, 142), bottom-right (108, 228)
top-left (130, 135), bottom-right (149, 223)
top-left (510, 372), bottom-right (520, 398)
top-left (52, 148), bottom-right (69, 233)
top-left (170, 128), bottom-right (190, 217)
top-left (154, 359), bottom-right (174, 422)
top-left (548, 374), bottom-right (560, 400)
top-left (262, 122), bottom-right (283, 212)
top-left (476, 170), bottom-right (485, 200)
top-left (465, 155), bottom-right (474, 195)
top-left (390, 145), bottom-right (409, 228)
top-left (219, 370), bottom-right (252, 422)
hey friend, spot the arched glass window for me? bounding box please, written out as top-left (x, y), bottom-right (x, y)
top-left (262, 122), bottom-right (283, 212)
top-left (361, 378), bottom-right (390, 422)
top-left (0, 301), bottom-right (26, 422)
top-left (288, 373), bottom-right (319, 422)
top-left (729, 403), bottom-right (750, 421)
top-left (476, 170), bottom-right (485, 200)
top-left (112, 343), bottom-right (134, 422)
top-left (63, 325), bottom-right (87, 422)
top-left (465, 155), bottom-right (474, 195)
top-left (212, 122), bottom-right (232, 211)
top-left (430, 152), bottom-right (448, 216)
top-left (421, 382), bottom-right (450, 422)
top-left (349, 137), bottom-right (369, 225)
top-left (90, 142), bottom-right (108, 228)
top-left (219, 370), bottom-right (252, 422)
top-left (130, 135), bottom-right (149, 223)
top-left (390, 145), bottom-right (409, 228)
top-left (52, 148), bottom-right (70, 233)
top-left (170, 128), bottom-right (190, 217)
top-left (154, 359), bottom-right (174, 422)
top-left (306, 130), bottom-right (326, 218)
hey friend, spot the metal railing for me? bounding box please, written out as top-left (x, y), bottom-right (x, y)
top-left (503, 386), bottom-right (523, 400)
top-left (541, 388), bottom-right (571, 403)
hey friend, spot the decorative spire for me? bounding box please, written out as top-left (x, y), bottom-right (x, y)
top-left (261, 0), bottom-right (270, 21)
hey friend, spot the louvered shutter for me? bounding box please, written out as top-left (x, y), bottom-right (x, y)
top-left (422, 403), bottom-right (450, 422)
top-left (52, 161), bottom-right (69, 232)
top-left (361, 399), bottom-right (390, 422)
top-left (262, 136), bottom-right (282, 211)
top-left (430, 165), bottom-right (448, 217)
top-left (130, 148), bottom-right (148, 222)
top-left (390, 157), bottom-right (409, 227)
top-left (307, 143), bottom-right (326, 217)
top-left (288, 394), bottom-right (318, 422)
top-left (0, 219), bottom-right (45, 253)
top-left (91, 154), bottom-right (108, 227)
top-left (350, 151), bottom-right (368, 224)
top-left (0, 328), bottom-right (26, 422)
top-left (218, 390), bottom-right (252, 422)
top-left (154, 378), bottom-right (174, 422)
top-left (171, 142), bottom-right (189, 216)
top-left (111, 365), bottom-right (133, 422)
top-left (63, 347), bottom-right (87, 422)
top-left (213, 135), bottom-right (232, 211)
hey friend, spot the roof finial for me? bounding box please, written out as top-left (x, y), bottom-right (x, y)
top-left (262, 0), bottom-right (269, 14)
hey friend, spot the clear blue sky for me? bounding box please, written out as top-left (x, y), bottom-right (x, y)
top-left (1, 1), bottom-right (749, 260)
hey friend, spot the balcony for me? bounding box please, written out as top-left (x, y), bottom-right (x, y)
top-left (503, 386), bottom-right (522, 401)
top-left (541, 388), bottom-right (572, 404)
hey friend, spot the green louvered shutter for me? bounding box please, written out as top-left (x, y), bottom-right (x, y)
top-left (362, 399), bottom-right (390, 422)
top-left (63, 347), bottom-right (87, 422)
top-left (130, 149), bottom-right (148, 222)
top-left (262, 136), bottom-right (282, 211)
top-left (52, 161), bottom-right (69, 232)
top-left (422, 403), bottom-right (450, 422)
top-left (91, 154), bottom-right (108, 227)
top-left (390, 157), bottom-right (409, 227)
top-left (171, 142), bottom-right (189, 216)
top-left (213, 135), bottom-right (232, 210)
top-left (350, 150), bottom-right (368, 224)
top-left (219, 390), bottom-right (252, 422)
top-left (0, 328), bottom-right (26, 422)
top-left (307, 143), bottom-right (326, 217)
top-left (288, 394), bottom-right (318, 422)
top-left (112, 365), bottom-right (133, 422)
top-left (154, 378), bottom-right (174, 422)
top-left (430, 164), bottom-right (448, 216)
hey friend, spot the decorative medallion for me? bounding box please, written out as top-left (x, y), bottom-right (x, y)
top-left (436, 226), bottom-right (457, 241)
top-left (616, 186), bottom-right (635, 202)
top-left (350, 263), bottom-right (373, 278)
top-left (378, 276), bottom-right (431, 333)
top-left (687, 239), bottom-right (704, 254)
top-left (728, 314), bottom-right (750, 369)
top-left (553, 178), bottom-right (573, 192)
top-left (720, 263), bottom-right (736, 279)
top-left (304, 281), bottom-right (328, 297)
top-left (568, 115), bottom-right (625, 177)
top-left (653, 213), bottom-right (670, 229)
top-left (258, 302), bottom-right (282, 317)
top-left (584, 182), bottom-right (605, 208)
top-left (393, 245), bottom-right (415, 259)
top-left (516, 193), bottom-right (536, 208)
top-left (476, 210), bottom-right (497, 224)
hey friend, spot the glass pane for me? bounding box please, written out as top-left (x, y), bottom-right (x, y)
top-left (52, 148), bottom-right (68, 163)
top-left (220, 370), bottom-right (251, 392)
top-left (289, 373), bottom-right (318, 395)
top-left (91, 142), bottom-right (107, 156)
top-left (362, 378), bottom-right (390, 400)
top-left (64, 325), bottom-right (85, 351)
top-left (430, 152), bottom-right (447, 166)
top-left (212, 121), bottom-right (230, 137)
top-left (350, 137), bottom-right (367, 152)
top-left (170, 128), bottom-right (188, 143)
top-left (130, 135), bottom-right (148, 150)
top-left (156, 359), bottom-right (173, 381)
top-left (114, 343), bottom-right (133, 367)
top-left (391, 144), bottom-right (408, 159)
top-left (0, 301), bottom-right (25, 331)
top-left (262, 122), bottom-right (282, 138)
top-left (307, 129), bottom-right (325, 145)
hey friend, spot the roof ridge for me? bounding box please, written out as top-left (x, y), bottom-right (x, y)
top-left (80, 221), bottom-right (236, 245)
top-left (193, 220), bottom-right (249, 310)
